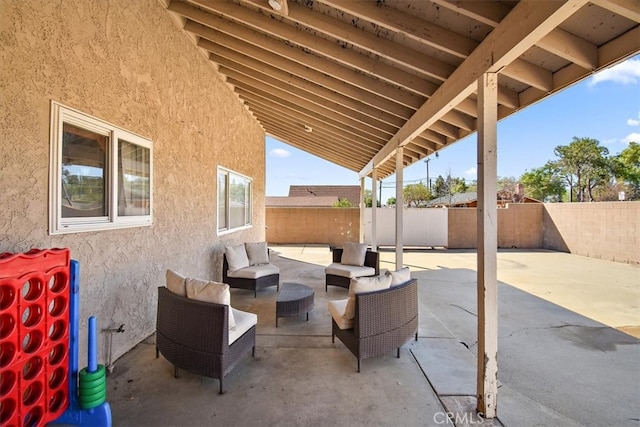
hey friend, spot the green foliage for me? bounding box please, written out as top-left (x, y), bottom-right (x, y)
top-left (433, 175), bottom-right (467, 198)
top-left (403, 182), bottom-right (432, 207)
top-left (520, 163), bottom-right (565, 202)
top-left (332, 198), bottom-right (354, 207)
top-left (363, 189), bottom-right (381, 207)
top-left (611, 141), bottom-right (640, 200)
top-left (551, 137), bottom-right (611, 202)
top-left (386, 196), bottom-right (396, 206)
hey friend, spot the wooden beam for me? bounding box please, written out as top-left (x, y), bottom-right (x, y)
top-left (395, 146), bottom-right (404, 270)
top-left (590, 0), bottom-right (640, 22)
top-left (360, 0), bottom-right (588, 178)
top-left (476, 72), bottom-right (499, 419)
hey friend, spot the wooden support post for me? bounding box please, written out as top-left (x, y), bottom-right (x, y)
top-left (395, 148), bottom-right (404, 269)
top-left (371, 170), bottom-right (378, 250)
top-left (477, 72), bottom-right (498, 418)
top-left (360, 176), bottom-right (365, 243)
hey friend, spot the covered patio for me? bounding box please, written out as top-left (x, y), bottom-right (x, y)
top-left (108, 247), bottom-right (639, 426)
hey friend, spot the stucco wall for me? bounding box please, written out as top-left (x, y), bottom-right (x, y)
top-left (448, 204), bottom-right (544, 249)
top-left (543, 201), bottom-right (639, 264)
top-left (266, 207), bottom-right (360, 246)
top-left (0, 0), bottom-right (265, 364)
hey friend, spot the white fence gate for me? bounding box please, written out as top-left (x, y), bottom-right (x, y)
top-left (363, 208), bottom-right (448, 247)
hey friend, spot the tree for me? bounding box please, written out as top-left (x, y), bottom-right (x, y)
top-left (363, 189), bottom-right (381, 207)
top-left (520, 163), bottom-right (565, 202)
top-left (612, 141), bottom-right (640, 200)
top-left (449, 177), bottom-right (468, 194)
top-left (403, 182), bottom-right (432, 207)
top-left (332, 198), bottom-right (354, 207)
top-left (386, 196), bottom-right (396, 206)
top-left (552, 137), bottom-right (610, 202)
top-left (433, 175), bottom-right (447, 198)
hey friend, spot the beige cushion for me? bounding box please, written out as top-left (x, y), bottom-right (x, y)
top-left (229, 308), bottom-right (257, 345)
top-left (328, 299), bottom-right (353, 330)
top-left (325, 263), bottom-right (376, 278)
top-left (245, 241), bottom-right (269, 266)
top-left (225, 244), bottom-right (250, 272)
top-left (343, 274), bottom-right (392, 320)
top-left (185, 278), bottom-right (236, 329)
top-left (386, 267), bottom-right (411, 286)
top-left (340, 242), bottom-right (368, 266)
top-left (227, 263), bottom-right (279, 279)
top-left (166, 269), bottom-right (186, 297)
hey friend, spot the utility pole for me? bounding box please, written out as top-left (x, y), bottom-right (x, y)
top-left (424, 158), bottom-right (430, 191)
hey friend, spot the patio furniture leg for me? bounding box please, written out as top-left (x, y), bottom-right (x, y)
top-left (415, 332), bottom-right (418, 341)
top-left (397, 348), bottom-right (400, 358)
top-left (155, 346), bottom-right (159, 358)
top-left (357, 359), bottom-right (361, 373)
top-left (252, 346), bottom-right (255, 357)
top-left (219, 379), bottom-right (225, 395)
top-left (306, 312), bottom-right (309, 321)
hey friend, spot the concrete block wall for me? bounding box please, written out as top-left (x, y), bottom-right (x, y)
top-left (266, 207), bottom-right (360, 246)
top-left (543, 201), bottom-right (639, 264)
top-left (447, 204), bottom-right (544, 249)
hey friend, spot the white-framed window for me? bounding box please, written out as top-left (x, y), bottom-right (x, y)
top-left (217, 167), bottom-right (252, 234)
top-left (49, 102), bottom-right (153, 234)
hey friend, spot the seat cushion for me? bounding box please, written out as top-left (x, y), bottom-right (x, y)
top-left (225, 244), bottom-right (250, 272)
top-left (341, 242), bottom-right (367, 266)
top-left (185, 278), bottom-right (236, 329)
top-left (245, 241), bottom-right (269, 266)
top-left (343, 274), bottom-right (392, 320)
top-left (325, 263), bottom-right (376, 278)
top-left (226, 263), bottom-right (279, 279)
top-left (166, 269), bottom-right (186, 297)
top-left (328, 299), bottom-right (353, 330)
top-left (229, 308), bottom-right (257, 345)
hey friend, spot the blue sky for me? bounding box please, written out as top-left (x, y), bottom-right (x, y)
top-left (266, 56), bottom-right (640, 203)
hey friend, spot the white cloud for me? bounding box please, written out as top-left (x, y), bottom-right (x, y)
top-left (464, 167), bottom-right (477, 177)
top-left (622, 132), bottom-right (640, 144)
top-left (588, 58), bottom-right (640, 87)
top-left (269, 148), bottom-right (291, 158)
top-left (627, 112), bottom-right (640, 126)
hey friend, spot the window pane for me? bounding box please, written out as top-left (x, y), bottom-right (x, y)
top-left (61, 124), bottom-right (108, 218)
top-left (229, 174), bottom-right (247, 229)
top-left (118, 140), bottom-right (150, 216)
top-left (218, 172), bottom-right (227, 230)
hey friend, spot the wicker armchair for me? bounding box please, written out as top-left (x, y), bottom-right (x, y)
top-left (325, 247), bottom-right (380, 291)
top-left (155, 286), bottom-right (256, 394)
top-left (331, 279), bottom-right (418, 372)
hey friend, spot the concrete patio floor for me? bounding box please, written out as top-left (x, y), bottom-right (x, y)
top-left (107, 246), bottom-right (640, 426)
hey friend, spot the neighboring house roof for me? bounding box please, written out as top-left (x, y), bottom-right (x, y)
top-left (427, 192), bottom-right (478, 207)
top-left (266, 196), bottom-right (338, 207)
top-left (427, 192), bottom-right (541, 207)
top-left (288, 185), bottom-right (360, 206)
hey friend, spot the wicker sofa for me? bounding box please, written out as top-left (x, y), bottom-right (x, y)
top-left (222, 253), bottom-right (279, 297)
top-left (328, 278), bottom-right (418, 372)
top-left (223, 242), bottom-right (280, 297)
top-left (155, 286), bottom-right (256, 394)
top-left (325, 246), bottom-right (380, 291)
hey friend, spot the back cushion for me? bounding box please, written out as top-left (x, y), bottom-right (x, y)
top-left (343, 274), bottom-right (392, 320)
top-left (186, 278), bottom-right (236, 329)
top-left (245, 241), bottom-right (269, 265)
top-left (166, 269), bottom-right (187, 297)
top-left (341, 242), bottom-right (367, 266)
top-left (225, 243), bottom-right (250, 272)
top-left (386, 267), bottom-right (411, 286)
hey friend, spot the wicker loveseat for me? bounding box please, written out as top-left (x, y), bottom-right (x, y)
top-left (328, 278), bottom-right (418, 372)
top-left (325, 246), bottom-right (380, 291)
top-left (156, 286), bottom-right (256, 394)
top-left (223, 242), bottom-right (280, 297)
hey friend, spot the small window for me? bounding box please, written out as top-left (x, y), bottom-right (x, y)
top-left (50, 102), bottom-right (152, 234)
top-left (217, 167), bottom-right (252, 234)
